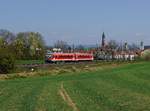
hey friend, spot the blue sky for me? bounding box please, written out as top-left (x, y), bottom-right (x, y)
top-left (0, 0), bottom-right (150, 45)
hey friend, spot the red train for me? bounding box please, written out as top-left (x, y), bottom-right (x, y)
top-left (45, 52), bottom-right (94, 63)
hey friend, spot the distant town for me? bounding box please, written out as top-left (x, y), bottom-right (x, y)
top-left (46, 32), bottom-right (150, 61)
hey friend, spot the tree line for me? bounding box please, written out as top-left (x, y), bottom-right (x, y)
top-left (0, 29), bottom-right (45, 73)
top-left (0, 29), bottom-right (45, 60)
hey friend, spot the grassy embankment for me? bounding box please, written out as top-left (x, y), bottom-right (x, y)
top-left (15, 60), bottom-right (45, 65)
top-left (0, 62), bottom-right (150, 111)
top-left (2, 61), bottom-right (130, 79)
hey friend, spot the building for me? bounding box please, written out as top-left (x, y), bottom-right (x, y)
top-left (113, 51), bottom-right (137, 61)
top-left (144, 45), bottom-right (150, 50)
top-left (93, 32), bottom-right (138, 61)
top-left (101, 32), bottom-right (106, 48)
top-left (140, 41), bottom-right (144, 50)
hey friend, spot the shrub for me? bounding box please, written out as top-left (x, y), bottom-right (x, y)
top-left (141, 49), bottom-right (150, 60)
top-left (0, 48), bottom-right (15, 74)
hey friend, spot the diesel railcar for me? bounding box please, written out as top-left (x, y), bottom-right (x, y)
top-left (45, 52), bottom-right (94, 63)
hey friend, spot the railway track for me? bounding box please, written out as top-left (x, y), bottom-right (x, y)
top-left (16, 61), bottom-right (97, 68)
top-left (16, 59), bottom-right (124, 68)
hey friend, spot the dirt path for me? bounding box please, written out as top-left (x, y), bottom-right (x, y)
top-left (59, 83), bottom-right (79, 111)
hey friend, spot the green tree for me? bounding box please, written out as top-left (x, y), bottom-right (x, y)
top-left (0, 48), bottom-right (15, 74)
top-left (28, 32), bottom-right (45, 59)
top-left (13, 34), bottom-right (26, 59)
top-left (14, 32), bottom-right (45, 59)
top-left (0, 37), bottom-right (5, 48)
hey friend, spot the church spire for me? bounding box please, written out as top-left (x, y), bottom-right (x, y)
top-left (102, 32), bottom-right (106, 47)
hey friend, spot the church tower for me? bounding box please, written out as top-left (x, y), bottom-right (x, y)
top-left (140, 41), bottom-right (144, 50)
top-left (101, 32), bottom-right (106, 47)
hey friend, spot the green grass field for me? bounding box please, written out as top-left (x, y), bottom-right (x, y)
top-left (0, 62), bottom-right (150, 111)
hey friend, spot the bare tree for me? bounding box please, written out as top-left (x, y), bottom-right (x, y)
top-left (54, 40), bottom-right (69, 50)
top-left (108, 40), bottom-right (119, 50)
top-left (128, 43), bottom-right (140, 51)
top-left (75, 45), bottom-right (85, 50)
top-left (0, 29), bottom-right (15, 45)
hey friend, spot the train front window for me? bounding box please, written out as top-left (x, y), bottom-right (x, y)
top-left (49, 54), bottom-right (54, 58)
top-left (45, 54), bottom-right (53, 58)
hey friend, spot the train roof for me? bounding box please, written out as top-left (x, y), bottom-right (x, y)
top-left (52, 52), bottom-right (93, 55)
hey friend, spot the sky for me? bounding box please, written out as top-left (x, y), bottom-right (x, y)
top-left (0, 0), bottom-right (150, 46)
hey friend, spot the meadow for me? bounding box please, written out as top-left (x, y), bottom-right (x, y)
top-left (0, 62), bottom-right (150, 111)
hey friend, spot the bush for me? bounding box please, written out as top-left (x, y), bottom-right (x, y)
top-left (141, 50), bottom-right (150, 61)
top-left (0, 48), bottom-right (15, 74)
